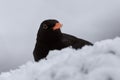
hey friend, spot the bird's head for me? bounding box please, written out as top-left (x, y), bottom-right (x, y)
top-left (40, 19), bottom-right (62, 32)
top-left (37, 19), bottom-right (63, 42)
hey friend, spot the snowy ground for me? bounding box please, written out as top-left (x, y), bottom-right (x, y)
top-left (0, 37), bottom-right (120, 80)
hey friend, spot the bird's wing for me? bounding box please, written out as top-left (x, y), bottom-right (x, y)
top-left (62, 33), bottom-right (93, 49)
top-left (61, 33), bottom-right (77, 46)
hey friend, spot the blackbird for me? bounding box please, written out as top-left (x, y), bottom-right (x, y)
top-left (33, 19), bottom-right (93, 62)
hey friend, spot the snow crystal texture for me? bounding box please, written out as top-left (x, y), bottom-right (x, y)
top-left (0, 37), bottom-right (120, 80)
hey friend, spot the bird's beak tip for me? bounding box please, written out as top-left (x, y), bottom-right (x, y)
top-left (53, 23), bottom-right (62, 30)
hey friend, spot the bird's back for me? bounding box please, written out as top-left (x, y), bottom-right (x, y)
top-left (49, 33), bottom-right (93, 50)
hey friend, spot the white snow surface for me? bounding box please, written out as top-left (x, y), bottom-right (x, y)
top-left (0, 37), bottom-right (120, 80)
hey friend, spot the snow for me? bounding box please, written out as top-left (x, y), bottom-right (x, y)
top-left (0, 37), bottom-right (120, 80)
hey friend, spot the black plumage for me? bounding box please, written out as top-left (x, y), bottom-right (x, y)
top-left (33, 19), bottom-right (93, 62)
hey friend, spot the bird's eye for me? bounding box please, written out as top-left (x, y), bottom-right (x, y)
top-left (43, 24), bottom-right (48, 30)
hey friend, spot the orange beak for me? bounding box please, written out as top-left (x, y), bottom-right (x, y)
top-left (53, 23), bottom-right (62, 30)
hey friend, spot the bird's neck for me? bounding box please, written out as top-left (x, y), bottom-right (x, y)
top-left (37, 30), bottom-right (62, 44)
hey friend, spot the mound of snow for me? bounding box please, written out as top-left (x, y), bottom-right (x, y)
top-left (0, 37), bottom-right (120, 80)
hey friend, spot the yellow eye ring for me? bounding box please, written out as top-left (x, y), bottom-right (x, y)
top-left (43, 24), bottom-right (48, 30)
